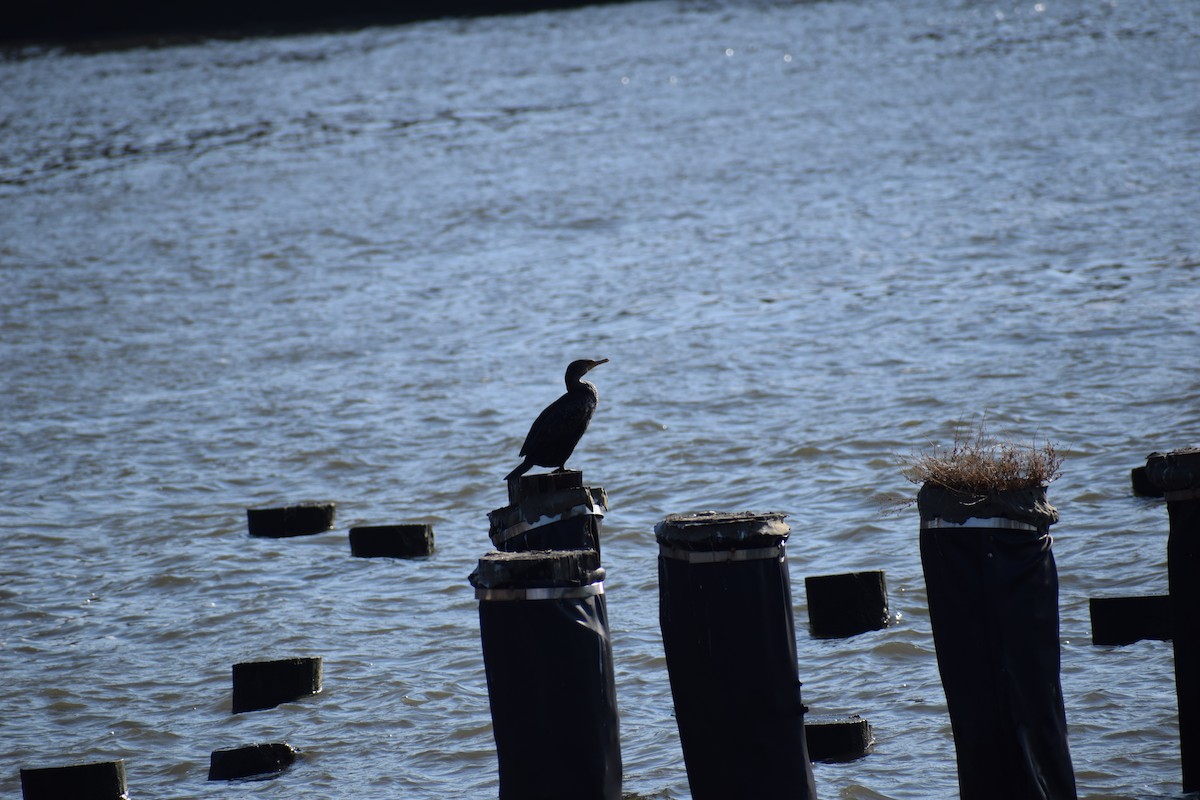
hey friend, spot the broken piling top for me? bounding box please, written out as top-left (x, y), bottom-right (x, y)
top-left (489, 470), bottom-right (608, 554)
top-left (1145, 446), bottom-right (1200, 495)
top-left (507, 469), bottom-right (584, 505)
top-left (655, 511), bottom-right (790, 553)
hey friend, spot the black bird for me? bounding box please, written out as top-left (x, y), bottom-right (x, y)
top-left (505, 358), bottom-right (608, 482)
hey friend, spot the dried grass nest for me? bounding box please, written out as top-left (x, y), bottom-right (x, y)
top-left (901, 427), bottom-right (1064, 495)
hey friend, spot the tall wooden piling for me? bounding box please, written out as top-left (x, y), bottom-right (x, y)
top-left (471, 549), bottom-right (622, 800)
top-left (918, 483), bottom-right (1076, 800)
top-left (656, 511), bottom-right (816, 800)
top-left (1145, 447), bottom-right (1200, 792)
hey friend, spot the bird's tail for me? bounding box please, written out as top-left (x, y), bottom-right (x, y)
top-left (504, 457), bottom-right (533, 483)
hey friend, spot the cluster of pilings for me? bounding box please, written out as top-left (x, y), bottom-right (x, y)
top-left (20, 446), bottom-right (1198, 798)
top-left (472, 473), bottom-right (888, 800)
top-left (470, 447), bottom-right (1198, 800)
top-left (19, 501), bottom-right (434, 798)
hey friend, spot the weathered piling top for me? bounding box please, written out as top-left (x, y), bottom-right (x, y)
top-left (655, 511), bottom-right (790, 552)
top-left (1145, 446), bottom-right (1200, 494)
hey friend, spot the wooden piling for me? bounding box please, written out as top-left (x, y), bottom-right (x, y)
top-left (656, 511), bottom-right (817, 800)
top-left (471, 549), bottom-right (622, 800)
top-left (1145, 447), bottom-right (1200, 792)
top-left (917, 483), bottom-right (1076, 800)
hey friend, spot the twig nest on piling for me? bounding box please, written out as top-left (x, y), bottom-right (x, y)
top-left (916, 483), bottom-right (1059, 529)
top-left (901, 426), bottom-right (1063, 529)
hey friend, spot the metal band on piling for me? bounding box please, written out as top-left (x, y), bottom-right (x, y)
top-left (658, 543), bottom-right (785, 564)
top-left (475, 583), bottom-right (606, 602)
top-left (1165, 488), bottom-right (1200, 503)
top-left (921, 516), bottom-right (1042, 532)
top-left (494, 501), bottom-right (607, 547)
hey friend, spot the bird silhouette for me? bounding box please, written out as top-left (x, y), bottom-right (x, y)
top-left (505, 358), bottom-right (608, 483)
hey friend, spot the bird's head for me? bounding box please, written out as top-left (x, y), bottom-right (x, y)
top-left (566, 358), bottom-right (608, 382)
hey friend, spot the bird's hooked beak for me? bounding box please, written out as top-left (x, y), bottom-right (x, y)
top-left (586, 358), bottom-right (609, 372)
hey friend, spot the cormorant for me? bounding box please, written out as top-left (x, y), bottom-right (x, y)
top-left (505, 358), bottom-right (608, 482)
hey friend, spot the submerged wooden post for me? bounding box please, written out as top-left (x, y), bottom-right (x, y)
top-left (804, 570), bottom-right (890, 638)
top-left (247, 503), bottom-right (335, 538)
top-left (656, 511), bottom-right (817, 800)
top-left (1089, 595), bottom-right (1173, 646)
top-left (1145, 447), bottom-right (1200, 792)
top-left (471, 549), bottom-right (622, 800)
top-left (349, 524), bottom-right (434, 558)
top-left (232, 657), bottom-right (323, 713)
top-left (488, 469), bottom-right (607, 554)
top-left (804, 715), bottom-right (875, 762)
top-left (20, 760), bottom-right (126, 800)
top-left (208, 743), bottom-right (298, 781)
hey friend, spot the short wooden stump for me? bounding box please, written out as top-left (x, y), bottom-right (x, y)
top-left (1090, 595), bottom-right (1173, 646)
top-left (232, 657), bottom-right (323, 713)
top-left (804, 570), bottom-right (890, 638)
top-left (20, 759), bottom-right (126, 800)
top-left (349, 524), bottom-right (434, 558)
top-left (805, 716), bottom-right (875, 762)
top-left (209, 743), bottom-right (298, 781)
top-left (247, 503), bottom-right (335, 538)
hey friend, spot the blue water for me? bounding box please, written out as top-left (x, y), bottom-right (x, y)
top-left (2, 0), bottom-right (1199, 796)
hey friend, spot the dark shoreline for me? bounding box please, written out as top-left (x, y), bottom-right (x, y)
top-left (3, 0), bottom-right (630, 49)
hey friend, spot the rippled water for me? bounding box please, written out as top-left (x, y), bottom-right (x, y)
top-left (2, 0), bottom-right (1199, 797)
